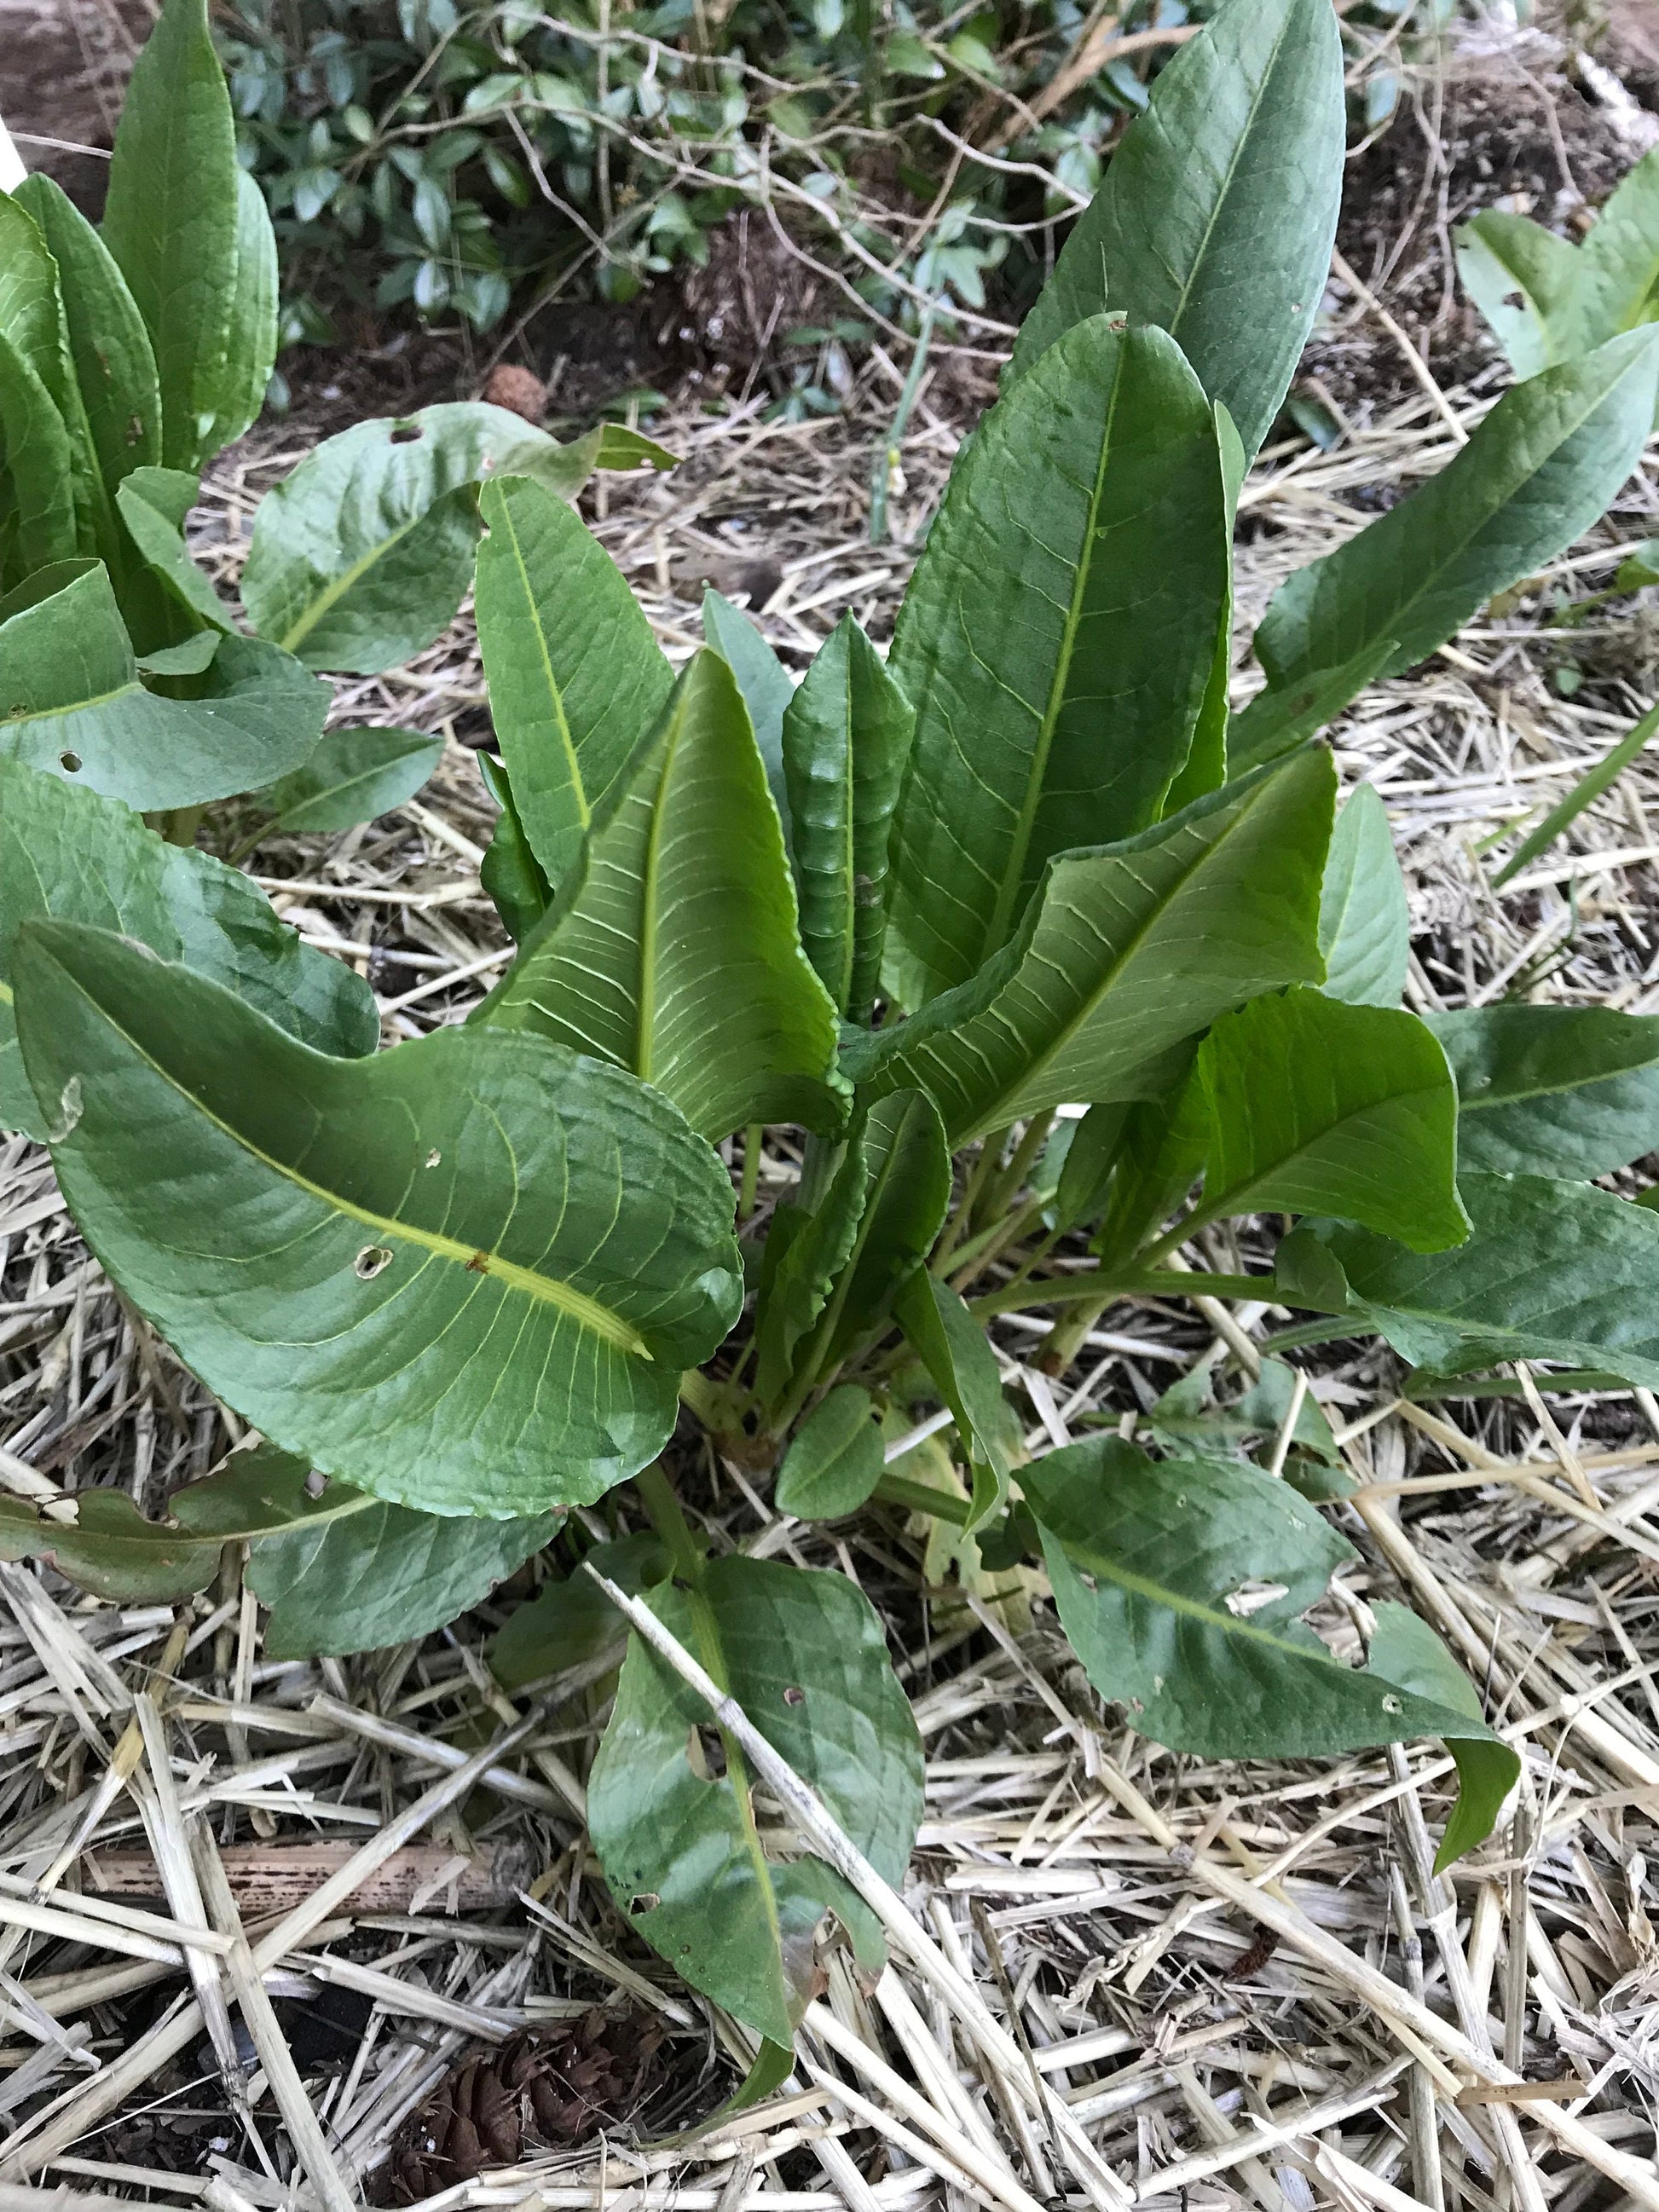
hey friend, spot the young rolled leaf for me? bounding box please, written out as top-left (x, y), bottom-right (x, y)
top-left (587, 1555), bottom-right (923, 2048)
top-left (475, 476), bottom-right (673, 893)
top-left (100, 0), bottom-right (240, 473)
top-left (702, 588), bottom-right (795, 846)
top-left (1322, 1172), bottom-right (1659, 1385)
top-left (1021, 1437), bottom-right (1509, 1843)
top-left (780, 613), bottom-right (913, 1021)
top-left (477, 752), bottom-right (552, 944)
top-left (257, 725), bottom-right (444, 836)
top-left (774, 1387), bottom-right (887, 1521)
top-left (847, 747), bottom-right (1334, 1143)
top-left (1246, 328), bottom-right (1659, 731)
top-left (114, 465), bottom-right (233, 635)
top-left (0, 564), bottom-right (326, 810)
top-left (1427, 1005), bottom-right (1659, 1179)
top-left (0, 329), bottom-right (78, 575)
top-left (1190, 988), bottom-right (1467, 1254)
top-left (240, 406), bottom-right (610, 673)
top-left (1092, 1077), bottom-right (1209, 1268)
top-left (0, 1442), bottom-right (556, 1659)
top-left (1455, 212), bottom-right (1583, 382)
top-left (1161, 402), bottom-right (1248, 817)
top-left (1366, 1602), bottom-right (1519, 1873)
top-left (1318, 783), bottom-right (1409, 1008)
top-left (0, 754), bottom-right (375, 1135)
top-left (14, 923), bottom-right (744, 1516)
top-left (1008, 0), bottom-right (1345, 460)
top-left (886, 320), bottom-right (1230, 1006)
top-left (477, 650), bottom-right (845, 1141)
top-left (893, 1268), bottom-right (1016, 1528)
top-left (10, 176), bottom-right (161, 497)
top-left (199, 169), bottom-right (279, 457)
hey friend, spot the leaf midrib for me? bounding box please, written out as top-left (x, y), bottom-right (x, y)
top-left (1207, 1074), bottom-right (1449, 1220)
top-left (494, 490), bottom-right (589, 835)
top-left (276, 505), bottom-right (431, 654)
top-left (46, 948), bottom-right (653, 1357)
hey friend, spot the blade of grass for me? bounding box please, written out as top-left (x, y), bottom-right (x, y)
top-left (1493, 696), bottom-right (1659, 888)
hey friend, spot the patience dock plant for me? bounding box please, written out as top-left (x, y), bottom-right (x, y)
top-left (5, 0), bottom-right (1659, 2075)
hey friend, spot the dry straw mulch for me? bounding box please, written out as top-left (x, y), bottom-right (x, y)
top-left (5, 123), bottom-right (1659, 2212)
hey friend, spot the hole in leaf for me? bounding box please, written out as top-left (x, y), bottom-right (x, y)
top-left (628, 1891), bottom-right (661, 1915)
top-left (1223, 1580), bottom-right (1288, 1619)
top-left (783, 1684), bottom-right (805, 1707)
top-left (1382, 1693), bottom-right (1402, 1714)
top-left (304, 1470), bottom-right (327, 1499)
top-left (389, 421), bottom-right (423, 444)
top-left (354, 1245), bottom-right (395, 1280)
top-left (60, 752), bottom-right (82, 773)
top-left (425, 1148), bottom-right (442, 1167)
top-left (1502, 289), bottom-right (1526, 309)
top-left (685, 1724), bottom-right (727, 1782)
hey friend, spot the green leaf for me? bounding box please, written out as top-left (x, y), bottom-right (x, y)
top-left (13, 175), bottom-right (161, 494)
top-left (1492, 696), bottom-right (1659, 888)
top-left (0, 329), bottom-right (78, 574)
top-left (114, 465), bottom-right (232, 632)
top-left (775, 1387), bottom-right (886, 1519)
top-left (1051, 1102), bottom-right (1130, 1233)
top-left (1318, 784), bottom-right (1409, 1008)
top-left (1250, 329), bottom-right (1659, 719)
top-left (0, 188), bottom-right (70, 401)
top-left (0, 1442), bottom-right (555, 1659)
top-left (847, 748), bottom-right (1334, 1143)
top-left (477, 750), bottom-right (552, 943)
top-left (1093, 1077), bottom-right (1209, 1268)
top-left (1455, 212), bottom-right (1583, 381)
top-left (1366, 1602), bottom-right (1519, 1870)
top-left (1227, 634), bottom-right (1399, 776)
top-left (1193, 989), bottom-right (1467, 1252)
top-left (1574, 144), bottom-right (1659, 350)
top-left (14, 922), bottom-right (743, 1515)
top-left (475, 476), bottom-right (673, 892)
top-left (489, 1533), bottom-right (668, 1691)
top-left (259, 725), bottom-right (443, 835)
top-left (200, 170), bottom-right (279, 456)
top-left (101, 0), bottom-right (240, 473)
top-left (477, 650), bottom-right (844, 1141)
top-left (781, 613), bottom-right (913, 1021)
top-left (1021, 1437), bottom-right (1500, 1759)
top-left (1009, 0), bottom-right (1345, 459)
top-left (702, 588), bottom-right (795, 846)
top-left (136, 632), bottom-right (219, 677)
top-left (1426, 1005), bottom-right (1659, 1178)
top-left (886, 321), bottom-right (1229, 1006)
top-left (1324, 1171), bottom-right (1659, 1385)
top-left (0, 563), bottom-right (327, 810)
top-left (587, 1555), bottom-right (923, 2047)
top-left (240, 405), bottom-right (605, 673)
top-left (1162, 402), bottom-right (1248, 817)
top-left (0, 754), bottom-right (375, 1135)
top-left (893, 1268), bottom-right (1016, 1528)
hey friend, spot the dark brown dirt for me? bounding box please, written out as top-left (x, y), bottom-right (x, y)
top-left (0, 0), bottom-right (149, 215)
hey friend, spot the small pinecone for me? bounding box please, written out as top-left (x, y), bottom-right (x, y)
top-left (376, 2008), bottom-right (665, 2203)
top-left (483, 363), bottom-right (548, 423)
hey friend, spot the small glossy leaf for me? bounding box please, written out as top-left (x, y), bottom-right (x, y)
top-left (114, 465), bottom-right (232, 632)
top-left (887, 321), bottom-right (1229, 1006)
top-left (702, 588), bottom-right (795, 845)
top-left (200, 170), bottom-right (279, 455)
top-left (0, 564), bottom-right (326, 810)
top-left (241, 405), bottom-right (607, 673)
top-left (0, 754), bottom-right (375, 1135)
top-left (1367, 1602), bottom-right (1519, 1870)
top-left (588, 1555), bottom-right (923, 2047)
top-left (1427, 1005), bottom-right (1659, 1178)
top-left (477, 750), bottom-right (552, 943)
top-left (1318, 784), bottom-right (1409, 1008)
top-left (1022, 1437), bottom-right (1502, 1764)
top-left (1274, 1222), bottom-right (1351, 1314)
top-left (1009, 0), bottom-right (1345, 459)
top-left (477, 650), bottom-right (844, 1141)
top-left (101, 0), bottom-right (240, 472)
top-left (489, 1533), bottom-right (667, 1691)
top-left (1455, 212), bottom-right (1582, 381)
top-left (781, 613), bottom-right (913, 1020)
top-left (847, 748), bottom-right (1334, 1143)
top-left (894, 1268), bottom-right (1016, 1527)
top-left (775, 1387), bottom-right (886, 1519)
top-left (475, 476), bottom-right (673, 892)
top-left (1251, 329), bottom-right (1659, 723)
top-left (14, 923), bottom-right (744, 1515)
top-left (260, 725), bottom-right (443, 835)
top-left (13, 176), bottom-right (160, 496)
top-left (1194, 989), bottom-right (1467, 1252)
top-left (1324, 1172), bottom-right (1659, 1385)
top-left (0, 329), bottom-right (78, 573)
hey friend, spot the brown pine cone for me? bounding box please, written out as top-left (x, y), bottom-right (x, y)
top-left (483, 364), bottom-right (549, 423)
top-left (377, 2008), bottom-right (665, 2203)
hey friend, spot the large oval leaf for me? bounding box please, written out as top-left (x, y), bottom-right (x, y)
top-left (588, 1555), bottom-right (923, 2047)
top-left (241, 405), bottom-right (607, 673)
top-left (1427, 1005), bottom-right (1659, 1178)
top-left (0, 564), bottom-right (325, 809)
top-left (886, 320), bottom-right (1229, 1007)
top-left (477, 650), bottom-right (844, 1141)
top-left (849, 748), bottom-right (1333, 1142)
top-left (0, 754), bottom-right (375, 1136)
top-left (1008, 0), bottom-right (1344, 460)
top-left (14, 922), bottom-right (744, 1516)
top-left (475, 476), bottom-right (673, 892)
